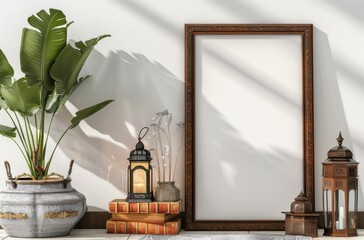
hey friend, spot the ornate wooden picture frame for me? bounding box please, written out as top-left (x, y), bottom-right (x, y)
top-left (185, 24), bottom-right (314, 231)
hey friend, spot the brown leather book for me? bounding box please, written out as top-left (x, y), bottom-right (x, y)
top-left (108, 199), bottom-right (181, 214)
top-left (111, 213), bottom-right (179, 224)
top-left (106, 218), bottom-right (181, 234)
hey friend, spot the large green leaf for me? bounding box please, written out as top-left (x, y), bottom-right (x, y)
top-left (45, 75), bottom-right (90, 114)
top-left (20, 8), bottom-right (68, 94)
top-left (0, 124), bottom-right (16, 138)
top-left (51, 34), bottom-right (110, 96)
top-left (0, 98), bottom-right (7, 110)
top-left (70, 100), bottom-right (113, 129)
top-left (0, 49), bottom-right (14, 86)
top-left (1, 78), bottom-right (41, 116)
top-left (44, 88), bottom-right (59, 113)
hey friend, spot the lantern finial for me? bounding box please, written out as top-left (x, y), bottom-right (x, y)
top-left (337, 131), bottom-right (343, 147)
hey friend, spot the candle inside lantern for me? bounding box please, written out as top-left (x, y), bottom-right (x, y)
top-left (339, 206), bottom-right (345, 229)
top-left (133, 169), bottom-right (147, 193)
top-left (134, 183), bottom-right (146, 193)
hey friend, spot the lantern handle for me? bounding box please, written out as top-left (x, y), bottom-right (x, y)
top-left (138, 127), bottom-right (149, 140)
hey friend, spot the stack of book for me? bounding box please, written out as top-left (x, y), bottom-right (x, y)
top-left (106, 199), bottom-right (182, 234)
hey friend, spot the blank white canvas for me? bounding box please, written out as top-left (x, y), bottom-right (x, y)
top-left (195, 35), bottom-right (303, 220)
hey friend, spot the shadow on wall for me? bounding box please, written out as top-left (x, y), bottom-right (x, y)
top-left (313, 28), bottom-right (364, 208)
top-left (329, 0), bottom-right (364, 24)
top-left (193, 36), bottom-right (306, 219)
top-left (195, 95), bottom-right (305, 220)
top-left (50, 49), bottom-right (184, 196)
top-left (316, 1), bottom-right (364, 208)
top-left (48, 40), bottom-right (307, 218)
top-left (48, 27), bottom-right (361, 213)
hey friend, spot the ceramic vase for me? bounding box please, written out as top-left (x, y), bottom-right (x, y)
top-left (154, 181), bottom-right (180, 202)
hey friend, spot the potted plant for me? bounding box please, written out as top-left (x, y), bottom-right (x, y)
top-left (0, 8), bottom-right (112, 237)
top-left (149, 110), bottom-right (184, 202)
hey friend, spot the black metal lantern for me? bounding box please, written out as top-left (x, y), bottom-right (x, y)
top-left (322, 132), bottom-right (359, 237)
top-left (127, 127), bottom-right (153, 202)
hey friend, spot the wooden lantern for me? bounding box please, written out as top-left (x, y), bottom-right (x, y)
top-left (322, 132), bottom-right (358, 237)
top-left (282, 191), bottom-right (320, 237)
top-left (127, 127), bottom-right (153, 202)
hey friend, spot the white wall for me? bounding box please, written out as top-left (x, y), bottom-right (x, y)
top-left (0, 0), bottom-right (364, 213)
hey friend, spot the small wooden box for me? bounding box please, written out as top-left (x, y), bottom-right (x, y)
top-left (282, 212), bottom-right (320, 238)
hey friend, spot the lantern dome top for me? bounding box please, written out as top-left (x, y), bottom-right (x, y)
top-left (290, 191), bottom-right (313, 213)
top-left (294, 191), bottom-right (309, 202)
top-left (327, 132), bottom-right (353, 160)
top-left (128, 127), bottom-right (152, 162)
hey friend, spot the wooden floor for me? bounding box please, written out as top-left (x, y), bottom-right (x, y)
top-left (1, 229), bottom-right (364, 239)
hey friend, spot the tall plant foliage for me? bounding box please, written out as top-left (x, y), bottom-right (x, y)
top-left (0, 9), bottom-right (113, 179)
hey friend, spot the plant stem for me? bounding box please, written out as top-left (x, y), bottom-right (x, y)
top-left (155, 149), bottom-right (161, 182)
top-left (34, 114), bottom-right (38, 145)
top-left (25, 117), bottom-right (37, 172)
top-left (157, 127), bottom-right (165, 182)
top-left (158, 121), bottom-right (170, 181)
top-left (157, 134), bottom-right (165, 182)
top-left (162, 149), bottom-right (166, 182)
top-left (5, 110), bottom-right (30, 158)
top-left (43, 111), bottom-right (56, 167)
top-left (151, 126), bottom-right (161, 182)
top-left (10, 138), bottom-right (34, 176)
top-left (23, 117), bottom-right (34, 160)
top-left (26, 117), bottom-right (35, 151)
top-left (167, 122), bottom-right (172, 182)
top-left (38, 108), bottom-right (46, 170)
top-left (156, 115), bottom-right (167, 182)
top-left (14, 112), bottom-right (31, 154)
top-left (44, 125), bottom-right (72, 176)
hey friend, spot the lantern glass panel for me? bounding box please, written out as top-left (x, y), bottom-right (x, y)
top-left (324, 189), bottom-right (332, 229)
top-left (335, 190), bottom-right (346, 230)
top-left (133, 169), bottom-right (147, 193)
top-left (349, 190), bottom-right (357, 229)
